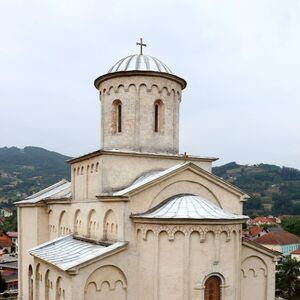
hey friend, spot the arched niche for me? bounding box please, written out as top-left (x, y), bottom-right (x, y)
top-left (56, 276), bottom-right (63, 300)
top-left (58, 211), bottom-right (69, 236)
top-left (149, 180), bottom-right (221, 209)
top-left (153, 99), bottom-right (164, 133)
top-left (112, 100), bottom-right (122, 134)
top-left (103, 209), bottom-right (118, 242)
top-left (84, 265), bottom-right (127, 300)
top-left (35, 263), bottom-right (41, 300)
top-left (87, 209), bottom-right (99, 239)
top-left (73, 209), bottom-right (83, 235)
top-left (204, 276), bottom-right (221, 300)
top-left (45, 269), bottom-right (50, 300)
top-left (241, 256), bottom-right (268, 300)
top-left (28, 264), bottom-right (33, 300)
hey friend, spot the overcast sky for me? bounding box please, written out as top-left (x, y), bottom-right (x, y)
top-left (0, 0), bottom-right (299, 168)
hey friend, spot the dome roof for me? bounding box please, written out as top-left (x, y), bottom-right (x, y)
top-left (132, 194), bottom-right (248, 220)
top-left (107, 54), bottom-right (173, 74)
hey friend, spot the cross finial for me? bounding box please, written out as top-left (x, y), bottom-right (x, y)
top-left (136, 38), bottom-right (147, 55)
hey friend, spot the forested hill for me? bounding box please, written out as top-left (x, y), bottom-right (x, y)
top-left (1, 147), bottom-right (300, 216)
top-left (213, 162), bottom-right (300, 216)
top-left (0, 146), bottom-right (71, 205)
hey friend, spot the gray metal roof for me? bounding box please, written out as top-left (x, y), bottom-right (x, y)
top-left (16, 179), bottom-right (71, 204)
top-left (108, 54), bottom-right (173, 74)
top-left (132, 194), bottom-right (248, 220)
top-left (29, 235), bottom-right (126, 271)
top-left (113, 163), bottom-right (188, 196)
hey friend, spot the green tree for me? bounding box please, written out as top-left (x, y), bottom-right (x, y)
top-left (281, 216), bottom-right (300, 236)
top-left (276, 256), bottom-right (300, 299)
top-left (0, 272), bottom-right (6, 293)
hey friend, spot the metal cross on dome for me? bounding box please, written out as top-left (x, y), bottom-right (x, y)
top-left (136, 38), bottom-right (147, 55)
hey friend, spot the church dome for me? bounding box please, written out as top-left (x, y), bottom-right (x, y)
top-left (107, 54), bottom-right (173, 74)
top-left (132, 194), bottom-right (248, 220)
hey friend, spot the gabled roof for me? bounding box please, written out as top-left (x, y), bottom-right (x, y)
top-left (113, 162), bottom-right (249, 198)
top-left (242, 238), bottom-right (281, 257)
top-left (113, 163), bottom-right (188, 196)
top-left (15, 179), bottom-right (71, 205)
top-left (254, 231), bottom-right (300, 245)
top-left (29, 235), bottom-right (127, 272)
top-left (132, 194), bottom-right (248, 221)
top-left (249, 226), bottom-right (263, 237)
top-left (291, 248), bottom-right (300, 255)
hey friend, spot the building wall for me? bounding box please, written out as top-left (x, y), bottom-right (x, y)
top-left (135, 222), bottom-right (242, 300)
top-left (98, 75), bottom-right (182, 154)
top-left (241, 244), bottom-right (276, 300)
top-left (71, 153), bottom-right (213, 198)
top-left (18, 206), bottom-right (49, 300)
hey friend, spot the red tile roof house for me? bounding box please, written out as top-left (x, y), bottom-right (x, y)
top-left (248, 216), bottom-right (277, 226)
top-left (248, 226), bottom-right (266, 239)
top-left (291, 248), bottom-right (300, 262)
top-left (254, 231), bottom-right (300, 256)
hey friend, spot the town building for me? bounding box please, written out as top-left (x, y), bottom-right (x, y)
top-left (254, 230), bottom-right (300, 255)
top-left (16, 42), bottom-right (278, 300)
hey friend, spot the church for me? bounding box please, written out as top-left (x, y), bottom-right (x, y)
top-left (17, 40), bottom-right (278, 300)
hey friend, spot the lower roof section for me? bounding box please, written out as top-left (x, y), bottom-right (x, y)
top-left (29, 235), bottom-right (127, 272)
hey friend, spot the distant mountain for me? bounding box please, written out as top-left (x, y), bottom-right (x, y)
top-left (0, 146), bottom-right (71, 205)
top-left (1, 146), bottom-right (299, 216)
top-left (213, 162), bottom-right (300, 216)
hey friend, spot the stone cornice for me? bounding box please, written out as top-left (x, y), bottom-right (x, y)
top-left (135, 223), bottom-right (241, 242)
top-left (94, 70), bottom-right (187, 90)
top-left (67, 149), bottom-right (218, 164)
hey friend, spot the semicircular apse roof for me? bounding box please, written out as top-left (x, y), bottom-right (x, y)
top-left (132, 194), bottom-right (248, 220)
top-left (107, 54), bottom-right (173, 74)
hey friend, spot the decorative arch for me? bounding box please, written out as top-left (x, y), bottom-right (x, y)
top-left (112, 100), bottom-right (122, 133)
top-left (28, 264), bottom-right (33, 300)
top-left (73, 209), bottom-right (82, 234)
top-left (44, 269), bottom-right (50, 300)
top-left (87, 209), bottom-right (98, 239)
top-left (58, 210), bottom-right (69, 236)
top-left (35, 263), bottom-right (41, 300)
top-left (204, 275), bottom-right (221, 300)
top-left (103, 209), bottom-right (118, 241)
top-left (149, 180), bottom-right (221, 209)
top-left (84, 265), bottom-right (127, 300)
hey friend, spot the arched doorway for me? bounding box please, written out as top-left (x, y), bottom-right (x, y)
top-left (204, 276), bottom-right (221, 300)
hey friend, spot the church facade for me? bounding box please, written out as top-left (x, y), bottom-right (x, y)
top-left (17, 45), bottom-right (278, 300)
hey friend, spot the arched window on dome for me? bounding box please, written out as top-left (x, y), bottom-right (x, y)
top-left (112, 100), bottom-right (122, 133)
top-left (154, 100), bottom-right (164, 133)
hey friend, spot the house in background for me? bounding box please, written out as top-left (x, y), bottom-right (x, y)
top-left (0, 231), bottom-right (12, 254)
top-left (0, 208), bottom-right (13, 218)
top-left (6, 232), bottom-right (18, 254)
top-left (291, 249), bottom-right (300, 261)
top-left (254, 230), bottom-right (300, 255)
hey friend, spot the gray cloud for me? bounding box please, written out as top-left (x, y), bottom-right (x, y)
top-left (0, 0), bottom-right (299, 168)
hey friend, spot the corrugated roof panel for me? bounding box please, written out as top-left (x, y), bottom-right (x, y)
top-left (29, 235), bottom-right (127, 271)
top-left (132, 194), bottom-right (248, 220)
top-left (107, 54), bottom-right (173, 74)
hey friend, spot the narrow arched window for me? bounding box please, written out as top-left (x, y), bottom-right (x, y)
top-left (154, 100), bottom-right (163, 132)
top-left (112, 100), bottom-right (122, 133)
top-left (154, 103), bottom-right (159, 132)
top-left (117, 103), bottom-right (122, 132)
